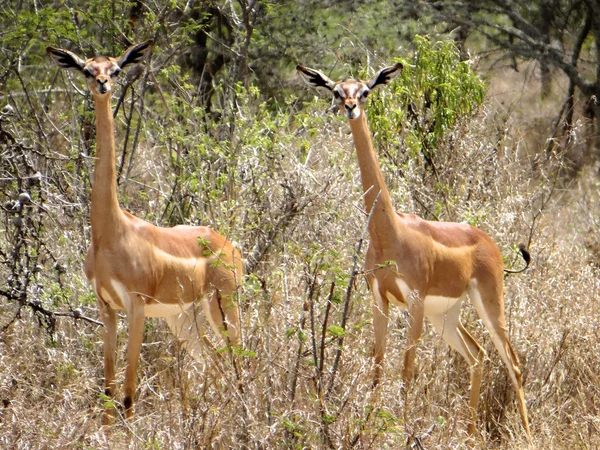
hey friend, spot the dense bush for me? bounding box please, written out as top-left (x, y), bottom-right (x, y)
top-left (0, 2), bottom-right (599, 449)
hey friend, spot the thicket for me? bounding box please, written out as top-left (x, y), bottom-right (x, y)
top-left (1, 1), bottom-right (599, 449)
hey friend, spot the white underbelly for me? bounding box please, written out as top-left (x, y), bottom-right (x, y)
top-left (423, 295), bottom-right (461, 316)
top-left (372, 277), bottom-right (462, 315)
top-left (144, 301), bottom-right (194, 318)
top-left (93, 278), bottom-right (194, 318)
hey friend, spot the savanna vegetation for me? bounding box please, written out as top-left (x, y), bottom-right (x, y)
top-left (1, 1), bottom-right (599, 448)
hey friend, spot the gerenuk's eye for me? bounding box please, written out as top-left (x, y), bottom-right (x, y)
top-left (111, 68), bottom-right (122, 77)
top-left (361, 89), bottom-right (370, 98)
top-left (333, 90), bottom-right (341, 99)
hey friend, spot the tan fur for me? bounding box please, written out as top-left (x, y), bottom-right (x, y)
top-left (297, 64), bottom-right (530, 436)
top-left (49, 42), bottom-right (242, 424)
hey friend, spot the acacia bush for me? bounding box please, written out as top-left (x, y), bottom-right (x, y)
top-left (0, 3), bottom-right (599, 450)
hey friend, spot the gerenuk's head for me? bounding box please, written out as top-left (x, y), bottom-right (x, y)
top-left (47, 40), bottom-right (153, 97)
top-left (297, 63), bottom-right (402, 120)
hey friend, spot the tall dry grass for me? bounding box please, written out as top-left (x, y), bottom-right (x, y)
top-left (1, 62), bottom-right (599, 450)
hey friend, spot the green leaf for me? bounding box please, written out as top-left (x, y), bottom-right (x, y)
top-left (327, 325), bottom-right (347, 338)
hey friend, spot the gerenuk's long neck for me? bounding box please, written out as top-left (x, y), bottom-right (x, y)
top-left (348, 111), bottom-right (402, 244)
top-left (90, 94), bottom-right (123, 241)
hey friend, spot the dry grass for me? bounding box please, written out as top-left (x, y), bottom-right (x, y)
top-left (1, 62), bottom-right (600, 450)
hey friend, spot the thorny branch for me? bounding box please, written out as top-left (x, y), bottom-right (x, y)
top-left (0, 286), bottom-right (103, 332)
top-left (0, 108), bottom-right (99, 335)
top-left (245, 181), bottom-right (317, 275)
top-left (326, 191), bottom-right (381, 398)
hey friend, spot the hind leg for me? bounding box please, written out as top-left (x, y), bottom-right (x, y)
top-left (468, 282), bottom-right (530, 436)
top-left (428, 299), bottom-right (485, 435)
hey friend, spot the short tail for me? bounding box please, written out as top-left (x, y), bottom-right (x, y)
top-left (504, 243), bottom-right (531, 274)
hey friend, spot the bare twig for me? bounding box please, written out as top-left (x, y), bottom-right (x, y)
top-left (326, 191), bottom-right (381, 398)
top-left (0, 288), bottom-right (103, 330)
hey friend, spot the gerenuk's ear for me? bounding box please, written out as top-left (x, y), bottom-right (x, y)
top-left (297, 65), bottom-right (336, 91)
top-left (366, 62), bottom-right (403, 90)
top-left (46, 47), bottom-right (87, 71)
top-left (116, 40), bottom-right (154, 69)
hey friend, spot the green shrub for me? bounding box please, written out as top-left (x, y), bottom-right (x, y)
top-left (368, 35), bottom-right (486, 167)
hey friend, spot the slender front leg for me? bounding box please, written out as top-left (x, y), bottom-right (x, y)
top-left (402, 295), bottom-right (424, 384)
top-left (98, 299), bottom-right (118, 425)
top-left (123, 296), bottom-right (145, 420)
top-left (372, 294), bottom-right (390, 387)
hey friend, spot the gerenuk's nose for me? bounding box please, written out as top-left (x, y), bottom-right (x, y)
top-left (97, 79), bottom-right (109, 94)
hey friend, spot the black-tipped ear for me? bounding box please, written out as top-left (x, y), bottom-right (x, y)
top-left (297, 65), bottom-right (336, 91)
top-left (46, 47), bottom-right (87, 71)
top-left (116, 40), bottom-right (153, 69)
top-left (366, 62), bottom-right (403, 89)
